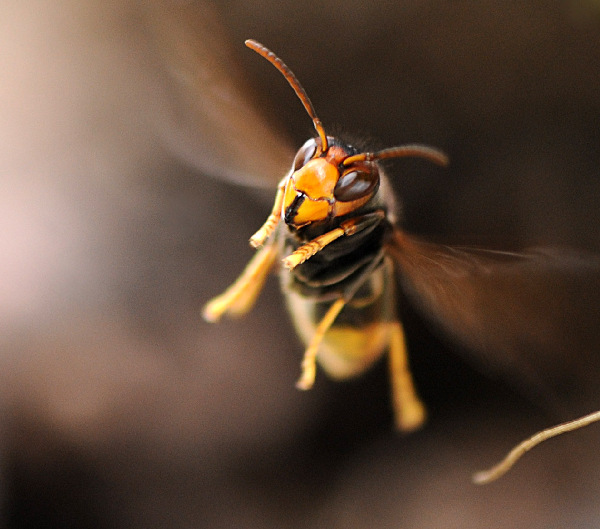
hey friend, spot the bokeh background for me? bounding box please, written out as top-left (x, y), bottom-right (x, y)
top-left (2, 1), bottom-right (600, 527)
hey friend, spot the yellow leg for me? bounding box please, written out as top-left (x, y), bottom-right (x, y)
top-left (296, 298), bottom-right (345, 390)
top-left (202, 243), bottom-right (278, 322)
top-left (388, 322), bottom-right (426, 432)
top-left (283, 228), bottom-right (345, 269)
top-left (283, 211), bottom-right (385, 269)
top-left (249, 179), bottom-right (285, 248)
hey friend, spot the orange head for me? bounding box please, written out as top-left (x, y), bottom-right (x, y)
top-left (282, 136), bottom-right (381, 228)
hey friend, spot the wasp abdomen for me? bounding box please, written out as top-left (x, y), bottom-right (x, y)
top-left (282, 258), bottom-right (395, 379)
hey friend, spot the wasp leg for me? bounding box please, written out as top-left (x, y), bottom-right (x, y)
top-left (202, 243), bottom-right (279, 322)
top-left (284, 228), bottom-right (345, 269)
top-left (284, 210), bottom-right (385, 269)
top-left (296, 249), bottom-right (387, 390)
top-left (249, 178), bottom-right (286, 248)
top-left (388, 321), bottom-right (426, 432)
top-left (296, 297), bottom-right (346, 390)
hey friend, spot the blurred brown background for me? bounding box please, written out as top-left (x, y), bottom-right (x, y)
top-left (2, 1), bottom-right (600, 528)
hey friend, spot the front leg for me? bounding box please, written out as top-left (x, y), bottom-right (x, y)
top-left (249, 177), bottom-right (287, 248)
top-left (204, 177), bottom-right (287, 322)
top-left (283, 210), bottom-right (386, 269)
top-left (202, 242), bottom-right (279, 322)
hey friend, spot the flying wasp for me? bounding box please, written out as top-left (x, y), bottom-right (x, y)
top-left (204, 39), bottom-right (448, 432)
top-left (203, 40), bottom-right (600, 483)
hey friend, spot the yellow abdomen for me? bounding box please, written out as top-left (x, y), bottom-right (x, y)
top-left (314, 323), bottom-right (392, 379)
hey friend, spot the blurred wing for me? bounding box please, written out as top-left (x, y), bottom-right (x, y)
top-left (143, 1), bottom-right (294, 186)
top-left (387, 230), bottom-right (600, 409)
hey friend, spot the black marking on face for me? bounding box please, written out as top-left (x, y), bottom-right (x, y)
top-left (284, 193), bottom-right (305, 224)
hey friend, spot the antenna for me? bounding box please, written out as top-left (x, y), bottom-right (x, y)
top-left (245, 39), bottom-right (329, 151)
top-left (343, 144), bottom-right (449, 167)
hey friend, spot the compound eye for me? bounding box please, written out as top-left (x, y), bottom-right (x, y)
top-left (333, 162), bottom-right (379, 202)
top-left (293, 138), bottom-right (318, 171)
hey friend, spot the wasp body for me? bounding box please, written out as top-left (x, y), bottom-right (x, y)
top-left (279, 136), bottom-right (425, 429)
top-left (204, 41), bottom-right (447, 431)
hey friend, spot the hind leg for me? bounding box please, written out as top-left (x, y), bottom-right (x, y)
top-left (388, 321), bottom-right (426, 432)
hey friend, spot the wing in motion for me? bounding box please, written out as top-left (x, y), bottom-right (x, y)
top-left (143, 1), bottom-right (294, 186)
top-left (387, 230), bottom-right (600, 409)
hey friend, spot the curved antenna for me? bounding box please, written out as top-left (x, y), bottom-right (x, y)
top-left (343, 144), bottom-right (449, 167)
top-left (245, 39), bottom-right (328, 151)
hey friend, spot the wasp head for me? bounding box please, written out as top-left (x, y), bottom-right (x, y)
top-left (282, 137), bottom-right (380, 228)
